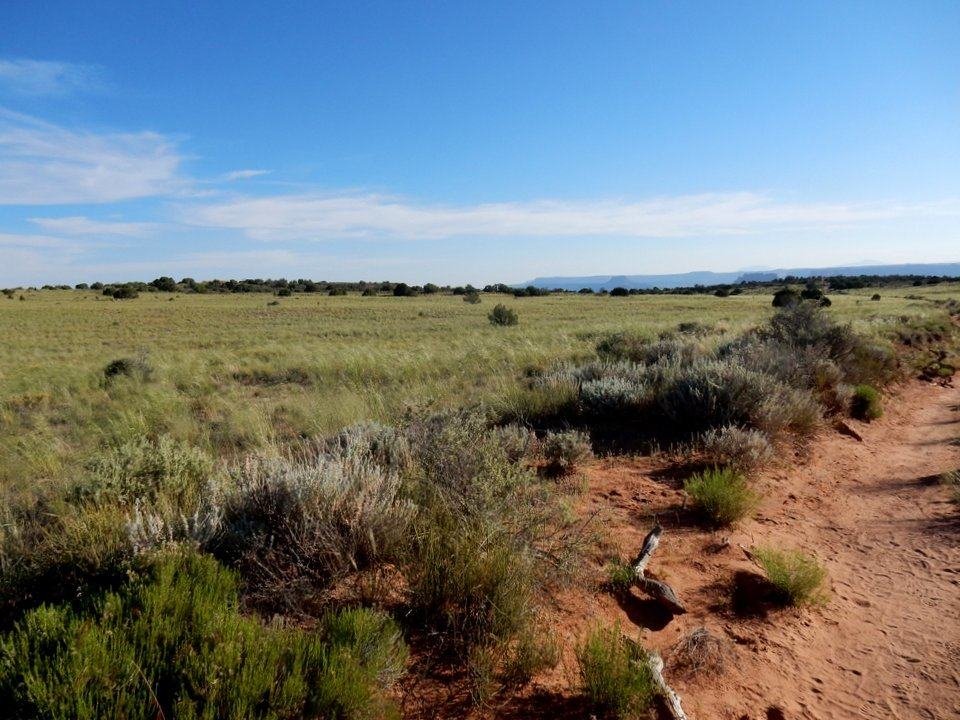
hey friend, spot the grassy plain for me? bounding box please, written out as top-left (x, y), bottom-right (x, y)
top-left (1, 282), bottom-right (958, 718)
top-left (0, 284), bottom-right (955, 495)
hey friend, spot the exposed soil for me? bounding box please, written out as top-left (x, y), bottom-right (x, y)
top-left (403, 378), bottom-right (960, 719)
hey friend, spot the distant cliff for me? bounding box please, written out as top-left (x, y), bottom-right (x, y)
top-left (523, 262), bottom-right (960, 291)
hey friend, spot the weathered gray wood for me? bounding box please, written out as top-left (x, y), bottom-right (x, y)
top-left (638, 576), bottom-right (687, 615)
top-left (632, 523), bottom-right (662, 576)
top-left (648, 652), bottom-right (689, 720)
top-left (631, 523), bottom-right (686, 614)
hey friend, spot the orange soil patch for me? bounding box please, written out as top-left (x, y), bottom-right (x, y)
top-left (402, 379), bottom-right (960, 719)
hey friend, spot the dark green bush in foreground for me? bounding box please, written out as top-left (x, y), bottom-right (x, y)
top-left (0, 551), bottom-right (407, 720)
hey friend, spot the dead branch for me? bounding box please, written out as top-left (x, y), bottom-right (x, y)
top-left (631, 523), bottom-right (686, 614)
top-left (637, 577), bottom-right (687, 615)
top-left (648, 652), bottom-right (688, 720)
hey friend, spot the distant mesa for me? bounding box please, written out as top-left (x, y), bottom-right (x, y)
top-left (523, 262), bottom-right (960, 291)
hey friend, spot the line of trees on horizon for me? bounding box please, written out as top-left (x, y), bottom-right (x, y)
top-left (4, 272), bottom-right (958, 300)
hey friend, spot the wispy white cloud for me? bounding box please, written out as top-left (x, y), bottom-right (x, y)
top-left (0, 59), bottom-right (104, 96)
top-left (29, 215), bottom-right (157, 236)
top-left (183, 191), bottom-right (960, 241)
top-left (0, 232), bottom-right (77, 248)
top-left (0, 109), bottom-right (183, 205)
top-left (223, 169), bottom-right (271, 181)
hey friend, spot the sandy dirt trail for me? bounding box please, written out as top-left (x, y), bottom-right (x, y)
top-left (699, 380), bottom-right (960, 719)
top-left (532, 380), bottom-right (960, 720)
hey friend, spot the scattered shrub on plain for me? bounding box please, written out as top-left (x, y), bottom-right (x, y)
top-left (404, 415), bottom-right (580, 656)
top-left (496, 376), bottom-right (579, 425)
top-left (540, 429), bottom-right (592, 476)
top-left (103, 355), bottom-right (153, 383)
top-left (106, 285), bottom-right (139, 299)
top-left (408, 505), bottom-right (535, 650)
top-left (490, 423), bottom-right (537, 463)
top-left (850, 384), bottom-right (882, 421)
top-left (753, 546), bottom-right (829, 606)
top-left (596, 332), bottom-right (649, 362)
top-left (684, 466), bottom-right (760, 527)
top-left (212, 452), bottom-right (414, 610)
top-left (576, 623), bottom-right (657, 719)
top-left (488, 303), bottom-right (518, 326)
top-left (894, 316), bottom-right (952, 348)
top-left (74, 435), bottom-right (214, 507)
top-left (323, 420), bottom-right (414, 475)
top-left (0, 504), bottom-right (134, 622)
top-left (772, 287), bottom-right (800, 307)
top-left (464, 290), bottom-right (482, 304)
top-left (657, 360), bottom-right (820, 439)
top-left (699, 425), bottom-right (775, 472)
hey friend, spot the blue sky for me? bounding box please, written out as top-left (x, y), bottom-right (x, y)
top-left (1, 1), bottom-right (959, 285)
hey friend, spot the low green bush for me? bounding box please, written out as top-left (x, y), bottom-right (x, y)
top-left (850, 384), bottom-right (882, 421)
top-left (408, 507), bottom-right (535, 648)
top-left (0, 504), bottom-right (135, 622)
top-left (540, 430), bottom-right (592, 476)
top-left (604, 558), bottom-right (637, 593)
top-left (212, 452), bottom-right (414, 610)
top-left (501, 626), bottom-right (561, 685)
top-left (753, 546), bottom-right (829, 606)
top-left (576, 623), bottom-right (657, 718)
top-left (595, 332), bottom-right (649, 362)
top-left (772, 287), bottom-right (800, 307)
top-left (496, 377), bottom-right (579, 425)
top-left (490, 424), bottom-right (537, 463)
top-left (74, 435), bottom-right (214, 507)
top-left (684, 467), bottom-right (760, 527)
top-left (0, 551), bottom-right (407, 719)
top-left (404, 416), bottom-right (578, 655)
top-left (699, 426), bottom-right (775, 472)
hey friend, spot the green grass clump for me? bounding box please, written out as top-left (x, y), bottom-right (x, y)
top-left (604, 558), bottom-right (637, 593)
top-left (753, 546), bottom-right (829, 606)
top-left (684, 467), bottom-right (760, 527)
top-left (850, 384), bottom-right (883, 421)
top-left (0, 551), bottom-right (407, 720)
top-left (576, 623), bottom-right (657, 718)
top-left (501, 626), bottom-right (561, 685)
